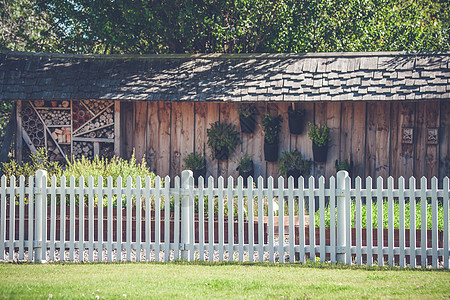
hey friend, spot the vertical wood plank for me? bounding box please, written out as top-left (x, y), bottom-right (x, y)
top-left (268, 177), bottom-right (275, 262)
top-left (173, 176), bottom-right (180, 260)
top-left (16, 101), bottom-right (23, 163)
top-left (205, 104), bottom-right (220, 180)
top-left (288, 177), bottom-right (294, 262)
top-left (114, 101), bottom-right (121, 157)
top-left (308, 176), bottom-right (315, 262)
top-left (237, 177), bottom-right (244, 262)
top-left (120, 102), bottom-right (134, 160)
top-left (439, 101), bottom-right (450, 182)
top-left (88, 176), bottom-right (94, 262)
top-left (134, 102), bottom-right (148, 162)
top-left (154, 176), bottom-right (161, 261)
top-left (18, 176), bottom-right (25, 260)
top-left (250, 104), bottom-right (266, 179)
top-left (325, 102), bottom-right (341, 180)
top-left (420, 177), bottom-right (427, 267)
top-left (49, 176), bottom-right (57, 261)
top-left (293, 103), bottom-right (314, 161)
top-left (365, 104), bottom-right (377, 180)
top-left (352, 103), bottom-right (367, 180)
top-left (224, 103), bottom-right (240, 179)
top-left (218, 177), bottom-right (224, 261)
top-left (198, 177), bottom-right (205, 261)
top-left (376, 177), bottom-right (384, 266)
top-left (425, 101), bottom-right (440, 180)
top-left (443, 177), bottom-right (449, 269)
top-left (298, 177), bottom-right (305, 263)
top-left (266, 104), bottom-right (279, 181)
top-left (97, 176), bottom-right (104, 262)
top-left (78, 176), bottom-right (85, 262)
top-left (164, 176), bottom-right (171, 262)
top-left (329, 176), bottom-right (336, 264)
top-left (218, 104), bottom-right (231, 179)
top-left (170, 103), bottom-right (183, 178)
top-left (278, 102), bottom-right (291, 155)
top-left (340, 102), bottom-right (353, 167)
top-left (257, 176), bottom-right (265, 261)
top-left (319, 176), bottom-right (325, 262)
top-left (144, 176), bottom-right (151, 261)
top-left (415, 102), bottom-right (426, 178)
top-left (69, 176), bottom-right (75, 261)
top-left (409, 177), bottom-right (416, 268)
top-left (227, 177), bottom-right (234, 261)
top-left (0, 176), bottom-right (6, 260)
top-left (278, 177), bottom-right (285, 263)
top-left (180, 103), bottom-right (195, 172)
top-left (387, 177), bottom-right (394, 266)
top-left (27, 176), bottom-right (34, 262)
top-left (135, 176), bottom-right (141, 262)
top-left (60, 176), bottom-right (66, 261)
top-left (355, 177), bottom-right (362, 265)
top-left (8, 176), bottom-right (15, 260)
top-left (314, 103), bottom-right (327, 179)
top-left (107, 176), bottom-right (113, 262)
top-left (247, 177), bottom-right (255, 262)
top-left (125, 177), bottom-right (132, 262)
top-left (431, 177), bottom-right (438, 268)
top-left (116, 177), bottom-right (123, 262)
top-left (366, 177), bottom-right (373, 266)
top-left (398, 177), bottom-right (406, 268)
top-left (375, 103), bottom-right (391, 180)
top-left (207, 177), bottom-right (214, 261)
top-left (345, 175), bottom-right (351, 264)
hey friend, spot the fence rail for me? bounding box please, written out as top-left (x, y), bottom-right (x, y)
top-left (0, 170), bottom-right (449, 268)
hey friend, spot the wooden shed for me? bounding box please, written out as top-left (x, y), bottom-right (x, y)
top-left (1, 51), bottom-right (449, 183)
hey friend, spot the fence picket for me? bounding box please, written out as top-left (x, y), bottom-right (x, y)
top-left (174, 176), bottom-right (180, 261)
top-left (298, 177), bottom-right (305, 263)
top-left (116, 176), bottom-right (123, 262)
top-left (257, 177), bottom-right (264, 262)
top-left (78, 176), bottom-right (85, 262)
top-left (27, 176), bottom-right (34, 262)
top-left (207, 176), bottom-right (214, 262)
top-left (308, 177), bottom-right (315, 262)
top-left (431, 177), bottom-right (438, 269)
top-left (144, 176), bottom-right (152, 261)
top-left (18, 176), bottom-right (25, 260)
top-left (238, 177), bottom-right (244, 262)
top-left (154, 176), bottom-right (161, 262)
top-left (376, 177), bottom-right (384, 266)
top-left (218, 177), bottom-right (224, 261)
top-left (329, 176), bottom-right (336, 264)
top-left (387, 177), bottom-right (394, 267)
top-left (198, 177), bottom-right (205, 261)
top-left (398, 177), bottom-right (406, 268)
top-left (420, 177), bottom-right (427, 267)
top-left (355, 177), bottom-right (362, 265)
top-left (345, 175), bottom-right (351, 265)
top-left (247, 177), bottom-right (255, 262)
top-left (288, 177), bottom-right (294, 263)
top-left (135, 176), bottom-right (142, 262)
top-left (366, 177), bottom-right (373, 266)
top-left (278, 176), bottom-right (285, 263)
top-left (268, 177), bottom-right (275, 263)
top-left (227, 177), bottom-right (234, 262)
top-left (9, 176), bottom-right (15, 260)
top-left (409, 177), bottom-right (416, 268)
top-left (98, 176), bottom-right (104, 262)
top-left (69, 176), bottom-right (75, 261)
top-left (107, 176), bottom-right (113, 262)
top-left (189, 175), bottom-right (195, 262)
top-left (60, 176), bottom-right (66, 261)
top-left (50, 176), bottom-right (57, 261)
top-left (444, 177), bottom-right (449, 269)
top-left (0, 176), bottom-right (6, 260)
top-left (88, 176), bottom-right (94, 262)
top-left (319, 176), bottom-right (325, 263)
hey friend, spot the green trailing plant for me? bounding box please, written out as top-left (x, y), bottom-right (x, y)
top-left (184, 153), bottom-right (206, 171)
top-left (207, 121), bottom-right (240, 159)
top-left (335, 159), bottom-right (352, 172)
top-left (262, 113), bottom-right (282, 144)
top-left (278, 150), bottom-right (312, 176)
top-left (308, 122), bottom-right (331, 147)
top-left (237, 154), bottom-right (253, 172)
top-left (237, 104), bottom-right (256, 118)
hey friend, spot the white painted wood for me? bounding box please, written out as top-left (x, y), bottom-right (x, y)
top-left (106, 176), bottom-right (113, 262)
top-left (345, 175), bottom-right (351, 265)
top-left (60, 176), bottom-right (66, 261)
top-left (27, 176), bottom-right (34, 262)
top-left (227, 176), bottom-right (234, 262)
top-left (88, 176), bottom-right (95, 262)
top-left (0, 176), bottom-right (6, 260)
top-left (278, 176), bottom-right (285, 263)
top-left (319, 176), bottom-right (325, 262)
top-left (308, 176), bottom-right (315, 262)
top-left (97, 176), bottom-right (104, 262)
top-left (247, 176), bottom-right (255, 262)
top-left (69, 176), bottom-right (75, 261)
top-left (298, 177), bottom-right (305, 263)
top-left (420, 177), bottom-right (427, 267)
top-left (174, 176), bottom-right (181, 261)
top-left (154, 176), bottom-right (161, 261)
top-left (78, 176), bottom-right (85, 262)
top-left (135, 176), bottom-right (142, 262)
top-left (9, 176), bottom-right (15, 260)
top-left (50, 175), bottom-right (57, 261)
top-left (355, 177), bottom-right (362, 265)
top-left (218, 176), bottom-right (224, 261)
top-left (35, 170), bottom-right (47, 263)
top-left (125, 176), bottom-right (133, 261)
top-left (116, 176), bottom-right (123, 262)
top-left (18, 176), bottom-right (25, 260)
top-left (237, 176), bottom-right (244, 262)
top-left (376, 176), bottom-right (384, 266)
top-left (198, 176), bottom-right (205, 261)
top-left (366, 177), bottom-right (373, 266)
top-left (336, 171), bottom-right (348, 264)
top-left (144, 176), bottom-right (152, 261)
top-left (163, 176), bottom-right (171, 262)
top-left (444, 177), bottom-right (449, 270)
top-left (288, 176), bottom-right (294, 263)
top-left (398, 177), bottom-right (406, 268)
top-left (409, 177), bottom-right (416, 268)
top-left (329, 176), bottom-right (336, 264)
top-left (189, 175), bottom-right (195, 262)
top-left (257, 176), bottom-right (264, 262)
top-left (431, 177), bottom-right (438, 269)
top-left (207, 176), bottom-right (214, 262)
top-left (268, 177), bottom-right (275, 263)
top-left (387, 177), bottom-right (394, 267)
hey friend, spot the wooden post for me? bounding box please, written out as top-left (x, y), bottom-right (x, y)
top-left (34, 170), bottom-right (47, 263)
top-left (336, 170), bottom-right (348, 263)
top-left (181, 170), bottom-right (193, 261)
top-left (114, 101), bottom-right (121, 157)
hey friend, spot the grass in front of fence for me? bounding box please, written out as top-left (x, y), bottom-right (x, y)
top-left (1, 262), bottom-right (449, 299)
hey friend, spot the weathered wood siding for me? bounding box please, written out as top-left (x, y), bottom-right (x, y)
top-left (122, 100), bottom-right (450, 184)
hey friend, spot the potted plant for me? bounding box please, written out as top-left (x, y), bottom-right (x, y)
top-left (308, 122), bottom-right (331, 163)
top-left (288, 105), bottom-right (305, 135)
top-left (238, 104), bottom-right (257, 134)
top-left (335, 159), bottom-right (353, 178)
top-left (207, 121), bottom-right (240, 160)
top-left (262, 113), bottom-right (282, 162)
top-left (278, 150), bottom-right (312, 187)
top-left (236, 154), bottom-right (254, 185)
top-left (184, 153), bottom-right (206, 185)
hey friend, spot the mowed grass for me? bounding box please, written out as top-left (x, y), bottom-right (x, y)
top-left (0, 262), bottom-right (449, 299)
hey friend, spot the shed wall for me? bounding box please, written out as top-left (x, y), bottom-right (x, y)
top-left (121, 100), bottom-right (449, 185)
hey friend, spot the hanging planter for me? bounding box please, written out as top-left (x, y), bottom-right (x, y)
top-left (262, 113), bottom-right (282, 162)
top-left (184, 153), bottom-right (206, 186)
top-left (288, 105), bottom-right (305, 135)
top-left (207, 121), bottom-right (240, 161)
top-left (278, 150), bottom-right (312, 188)
top-left (308, 123), bottom-right (331, 163)
top-left (237, 154), bottom-right (254, 186)
top-left (238, 104), bottom-right (257, 134)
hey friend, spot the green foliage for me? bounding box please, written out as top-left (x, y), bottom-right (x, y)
top-left (278, 150), bottom-right (312, 176)
top-left (237, 154), bottom-right (253, 172)
top-left (237, 104), bottom-right (257, 118)
top-left (1, 148), bottom-right (62, 184)
top-left (335, 159), bottom-right (351, 172)
top-left (308, 122), bottom-right (331, 147)
top-left (206, 121), bottom-right (240, 159)
top-left (314, 198), bottom-right (445, 230)
top-left (262, 113), bottom-right (282, 144)
top-left (184, 153), bottom-right (206, 171)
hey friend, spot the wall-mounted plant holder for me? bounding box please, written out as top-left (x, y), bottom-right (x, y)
top-left (401, 127), bottom-right (414, 144)
top-left (427, 128), bottom-right (439, 145)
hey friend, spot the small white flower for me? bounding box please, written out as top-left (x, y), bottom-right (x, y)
top-left (96, 296), bottom-right (99, 300)
top-left (123, 294), bottom-right (127, 298)
top-left (48, 294), bottom-right (53, 299)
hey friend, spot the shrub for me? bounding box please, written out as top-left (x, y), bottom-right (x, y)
top-left (262, 113), bottom-right (282, 144)
top-left (308, 122), bottom-right (331, 147)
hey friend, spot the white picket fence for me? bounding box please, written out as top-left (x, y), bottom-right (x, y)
top-left (0, 170), bottom-right (449, 268)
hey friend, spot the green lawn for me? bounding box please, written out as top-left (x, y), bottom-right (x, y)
top-left (0, 262), bottom-right (449, 299)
